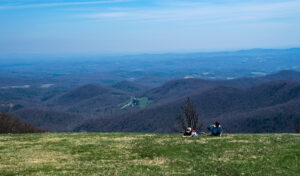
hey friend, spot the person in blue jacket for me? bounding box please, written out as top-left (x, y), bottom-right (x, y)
top-left (208, 121), bottom-right (222, 136)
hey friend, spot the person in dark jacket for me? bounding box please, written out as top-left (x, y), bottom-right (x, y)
top-left (208, 121), bottom-right (222, 136)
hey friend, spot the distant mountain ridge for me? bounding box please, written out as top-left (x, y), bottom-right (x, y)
top-left (143, 70), bottom-right (300, 102)
top-left (112, 80), bottom-right (149, 93)
top-left (2, 70), bottom-right (300, 133)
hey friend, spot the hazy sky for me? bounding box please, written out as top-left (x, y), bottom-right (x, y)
top-left (0, 0), bottom-right (300, 54)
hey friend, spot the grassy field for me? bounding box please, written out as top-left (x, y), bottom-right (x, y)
top-left (0, 133), bottom-right (299, 176)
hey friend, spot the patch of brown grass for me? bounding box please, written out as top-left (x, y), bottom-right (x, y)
top-left (132, 157), bottom-right (169, 166)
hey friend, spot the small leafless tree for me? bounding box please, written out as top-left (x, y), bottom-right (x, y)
top-left (295, 123), bottom-right (300, 133)
top-left (176, 97), bottom-right (202, 131)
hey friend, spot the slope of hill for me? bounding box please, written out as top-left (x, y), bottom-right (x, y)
top-left (112, 80), bottom-right (149, 93)
top-left (50, 84), bottom-right (126, 105)
top-left (142, 79), bottom-right (217, 102)
top-left (0, 87), bottom-right (41, 102)
top-left (64, 92), bottom-right (131, 117)
top-left (0, 133), bottom-right (299, 175)
top-left (13, 108), bottom-right (84, 132)
top-left (47, 84), bottom-right (132, 117)
top-left (142, 70), bottom-right (300, 102)
top-left (1, 70), bottom-right (300, 133)
top-left (75, 81), bottom-right (300, 133)
top-left (222, 99), bottom-right (300, 133)
top-left (0, 112), bottom-right (45, 133)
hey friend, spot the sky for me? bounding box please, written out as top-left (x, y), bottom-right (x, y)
top-left (0, 0), bottom-right (300, 54)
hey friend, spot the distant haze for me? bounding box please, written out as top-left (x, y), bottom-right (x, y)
top-left (0, 0), bottom-right (300, 54)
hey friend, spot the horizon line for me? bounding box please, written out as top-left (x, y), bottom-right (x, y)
top-left (0, 46), bottom-right (300, 57)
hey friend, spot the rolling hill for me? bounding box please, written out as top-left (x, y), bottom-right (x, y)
top-left (47, 84), bottom-right (131, 117)
top-left (13, 108), bottom-right (84, 132)
top-left (112, 80), bottom-right (149, 93)
top-left (1, 70), bottom-right (300, 133)
top-left (75, 80), bottom-right (300, 133)
top-left (142, 70), bottom-right (300, 102)
top-left (0, 112), bottom-right (45, 133)
top-left (49, 84), bottom-right (127, 105)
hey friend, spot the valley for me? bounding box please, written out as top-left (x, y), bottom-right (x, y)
top-left (1, 49), bottom-right (300, 133)
top-left (1, 70), bottom-right (300, 133)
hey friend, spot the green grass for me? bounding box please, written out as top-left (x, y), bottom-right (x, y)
top-left (0, 133), bottom-right (299, 176)
top-left (136, 97), bottom-right (151, 108)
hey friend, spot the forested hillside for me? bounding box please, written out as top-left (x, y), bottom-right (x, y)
top-left (1, 70), bottom-right (300, 133)
top-left (0, 112), bottom-right (45, 133)
top-left (75, 81), bottom-right (300, 133)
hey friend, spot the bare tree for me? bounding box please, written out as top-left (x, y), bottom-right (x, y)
top-left (177, 97), bottom-right (202, 131)
top-left (295, 123), bottom-right (300, 133)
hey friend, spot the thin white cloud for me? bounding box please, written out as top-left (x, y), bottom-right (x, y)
top-left (79, 0), bottom-right (300, 23)
top-left (0, 0), bottom-right (129, 10)
top-left (84, 12), bottom-right (129, 18)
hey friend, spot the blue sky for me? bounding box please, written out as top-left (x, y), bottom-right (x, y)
top-left (0, 0), bottom-right (300, 54)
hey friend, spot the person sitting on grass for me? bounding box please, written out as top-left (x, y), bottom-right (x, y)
top-left (208, 121), bottom-right (222, 136)
top-left (191, 129), bottom-right (198, 137)
top-left (183, 127), bottom-right (192, 137)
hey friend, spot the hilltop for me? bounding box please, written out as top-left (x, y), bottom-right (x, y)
top-left (0, 133), bottom-right (299, 175)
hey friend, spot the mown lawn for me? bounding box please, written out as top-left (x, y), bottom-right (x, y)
top-left (0, 133), bottom-right (299, 176)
